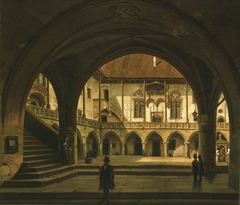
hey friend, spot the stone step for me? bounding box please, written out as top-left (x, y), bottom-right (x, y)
top-left (23, 144), bottom-right (49, 150)
top-left (76, 167), bottom-right (192, 175)
top-left (23, 140), bottom-right (44, 145)
top-left (23, 153), bottom-right (58, 161)
top-left (78, 164), bottom-right (191, 169)
top-left (0, 189), bottom-right (238, 200)
top-left (23, 148), bottom-right (55, 155)
top-left (22, 158), bottom-right (60, 167)
top-left (14, 165), bottom-right (77, 179)
top-left (21, 163), bottom-right (63, 172)
top-left (2, 169), bottom-right (79, 187)
top-left (0, 199), bottom-right (239, 205)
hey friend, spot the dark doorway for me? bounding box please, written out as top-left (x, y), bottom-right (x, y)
top-left (152, 141), bottom-right (160, 156)
top-left (134, 137), bottom-right (142, 155)
top-left (92, 140), bottom-right (98, 156)
top-left (103, 138), bottom-right (110, 155)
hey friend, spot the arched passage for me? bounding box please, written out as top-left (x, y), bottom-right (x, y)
top-left (125, 133), bottom-right (142, 155)
top-left (102, 132), bottom-right (121, 156)
top-left (86, 132), bottom-right (99, 157)
top-left (146, 133), bottom-right (163, 156)
top-left (189, 133), bottom-right (199, 157)
top-left (168, 133), bottom-right (185, 157)
top-left (1, 1), bottom-right (240, 190)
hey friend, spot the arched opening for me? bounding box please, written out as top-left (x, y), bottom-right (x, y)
top-left (1, 0), bottom-right (239, 191)
top-left (86, 133), bottom-right (98, 157)
top-left (189, 134), bottom-right (199, 157)
top-left (168, 133), bottom-right (185, 157)
top-left (146, 133), bottom-right (163, 156)
top-left (103, 132), bottom-right (121, 155)
top-left (103, 138), bottom-right (110, 155)
top-left (125, 133), bottom-right (142, 155)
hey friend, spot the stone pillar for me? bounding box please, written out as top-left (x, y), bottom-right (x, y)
top-left (99, 143), bottom-right (102, 156)
top-left (198, 114), bottom-right (216, 171)
top-left (109, 143), bottom-right (112, 155)
top-left (184, 142), bottom-right (190, 158)
top-left (83, 143), bottom-right (87, 158)
top-left (121, 143), bottom-right (125, 155)
top-left (163, 141), bottom-right (169, 157)
top-left (142, 142), bottom-right (146, 156)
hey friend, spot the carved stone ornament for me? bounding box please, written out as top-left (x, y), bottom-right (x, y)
top-left (109, 2), bottom-right (139, 20)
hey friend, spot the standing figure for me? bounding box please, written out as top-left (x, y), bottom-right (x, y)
top-left (216, 149), bottom-right (220, 162)
top-left (59, 135), bottom-right (71, 165)
top-left (99, 157), bottom-right (115, 204)
top-left (198, 155), bottom-right (204, 183)
top-left (191, 154), bottom-right (199, 183)
top-left (226, 148), bottom-right (230, 163)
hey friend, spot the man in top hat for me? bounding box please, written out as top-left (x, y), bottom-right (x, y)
top-left (99, 157), bottom-right (115, 204)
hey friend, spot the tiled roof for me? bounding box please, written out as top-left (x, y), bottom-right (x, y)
top-left (100, 54), bottom-right (183, 79)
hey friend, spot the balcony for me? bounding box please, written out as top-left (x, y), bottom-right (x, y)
top-left (26, 105), bottom-right (229, 131)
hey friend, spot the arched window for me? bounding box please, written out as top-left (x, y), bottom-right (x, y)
top-left (170, 91), bottom-right (182, 119)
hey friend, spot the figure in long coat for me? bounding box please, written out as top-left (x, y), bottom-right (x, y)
top-left (59, 135), bottom-right (71, 165)
top-left (99, 157), bottom-right (115, 204)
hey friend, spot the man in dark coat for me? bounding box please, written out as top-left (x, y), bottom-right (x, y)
top-left (59, 135), bottom-right (71, 165)
top-left (99, 157), bottom-right (115, 204)
top-left (191, 154), bottom-right (199, 183)
top-left (198, 155), bottom-right (204, 183)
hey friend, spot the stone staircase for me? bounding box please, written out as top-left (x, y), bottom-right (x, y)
top-left (2, 132), bottom-right (194, 188)
top-left (2, 132), bottom-right (79, 187)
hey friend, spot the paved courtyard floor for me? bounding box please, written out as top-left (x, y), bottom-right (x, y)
top-left (0, 156), bottom-right (239, 205)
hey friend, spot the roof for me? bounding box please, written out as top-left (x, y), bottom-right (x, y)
top-left (100, 54), bottom-right (183, 79)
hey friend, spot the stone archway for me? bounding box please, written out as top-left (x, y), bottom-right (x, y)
top-left (86, 133), bottom-right (98, 157)
top-left (168, 133), bottom-right (185, 157)
top-left (146, 133), bottom-right (163, 156)
top-left (103, 132), bottom-right (121, 156)
top-left (189, 133), bottom-right (199, 157)
top-left (1, 1), bottom-right (240, 190)
top-left (125, 133), bottom-right (142, 155)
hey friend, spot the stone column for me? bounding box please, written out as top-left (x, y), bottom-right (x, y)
top-left (62, 131), bottom-right (78, 164)
top-left (184, 142), bottom-right (190, 158)
top-left (109, 143), bottom-right (112, 155)
top-left (121, 143), bottom-right (125, 155)
top-left (163, 141), bottom-right (169, 157)
top-left (142, 142), bottom-right (146, 156)
top-left (83, 143), bottom-right (87, 158)
top-left (99, 143), bottom-right (102, 156)
top-left (198, 114), bottom-right (216, 171)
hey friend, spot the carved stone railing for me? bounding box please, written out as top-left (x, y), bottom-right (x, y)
top-left (100, 122), bottom-right (199, 130)
top-left (216, 122), bottom-right (229, 130)
top-left (77, 116), bottom-right (101, 128)
top-left (27, 104), bottom-right (58, 119)
top-left (26, 105), bottom-right (229, 131)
